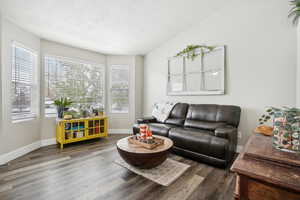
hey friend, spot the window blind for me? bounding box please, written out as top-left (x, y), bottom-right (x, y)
top-left (44, 56), bottom-right (105, 116)
top-left (110, 65), bottom-right (129, 113)
top-left (11, 43), bottom-right (37, 120)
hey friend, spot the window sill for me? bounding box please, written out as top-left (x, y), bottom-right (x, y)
top-left (44, 114), bottom-right (57, 119)
top-left (110, 112), bottom-right (129, 115)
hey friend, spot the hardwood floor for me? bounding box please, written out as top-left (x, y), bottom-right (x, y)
top-left (0, 134), bottom-right (236, 200)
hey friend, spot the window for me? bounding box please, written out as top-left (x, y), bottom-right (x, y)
top-left (11, 42), bottom-right (38, 120)
top-left (44, 56), bottom-right (105, 116)
top-left (109, 65), bottom-right (129, 113)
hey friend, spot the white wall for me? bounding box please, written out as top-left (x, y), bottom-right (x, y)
top-left (0, 14), bottom-right (3, 139)
top-left (143, 0), bottom-right (296, 146)
top-left (297, 22), bottom-right (300, 107)
top-left (0, 19), bottom-right (41, 154)
top-left (135, 56), bottom-right (144, 119)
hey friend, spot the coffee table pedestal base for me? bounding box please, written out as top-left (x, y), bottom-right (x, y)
top-left (117, 147), bottom-right (169, 169)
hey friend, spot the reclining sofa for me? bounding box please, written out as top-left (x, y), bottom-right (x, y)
top-left (133, 103), bottom-right (241, 168)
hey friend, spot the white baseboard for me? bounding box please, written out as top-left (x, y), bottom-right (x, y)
top-left (0, 141), bottom-right (41, 165)
top-left (41, 138), bottom-right (56, 147)
top-left (0, 130), bottom-right (131, 165)
top-left (0, 138), bottom-right (58, 165)
top-left (109, 129), bottom-right (132, 134)
top-left (237, 145), bottom-right (243, 153)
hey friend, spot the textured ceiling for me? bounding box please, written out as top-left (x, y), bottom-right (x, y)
top-left (0, 0), bottom-right (227, 55)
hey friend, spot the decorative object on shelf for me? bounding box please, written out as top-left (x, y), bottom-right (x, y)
top-left (175, 45), bottom-right (215, 60)
top-left (130, 124), bottom-right (163, 149)
top-left (92, 106), bottom-right (104, 116)
top-left (259, 107), bottom-right (300, 152)
top-left (167, 45), bottom-right (225, 96)
top-left (288, 0), bottom-right (300, 25)
top-left (63, 109), bottom-right (80, 119)
top-left (139, 124), bottom-right (148, 139)
top-left (128, 135), bottom-right (164, 150)
top-left (54, 97), bottom-right (73, 118)
top-left (79, 105), bottom-right (92, 118)
top-left (63, 114), bottom-right (73, 120)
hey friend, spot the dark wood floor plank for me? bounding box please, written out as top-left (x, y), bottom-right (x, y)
top-left (0, 134), bottom-right (235, 200)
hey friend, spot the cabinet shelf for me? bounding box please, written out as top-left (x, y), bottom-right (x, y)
top-left (56, 116), bottom-right (108, 149)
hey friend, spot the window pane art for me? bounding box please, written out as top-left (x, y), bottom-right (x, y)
top-left (167, 57), bottom-right (184, 92)
top-left (11, 43), bottom-right (38, 120)
top-left (167, 46), bottom-right (225, 95)
top-left (44, 56), bottom-right (105, 116)
top-left (169, 75), bottom-right (184, 92)
top-left (110, 65), bottom-right (129, 113)
top-left (169, 57), bottom-right (183, 75)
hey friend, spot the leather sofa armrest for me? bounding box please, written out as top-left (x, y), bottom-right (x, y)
top-left (214, 126), bottom-right (237, 139)
top-left (215, 125), bottom-right (238, 165)
top-left (137, 117), bottom-right (157, 124)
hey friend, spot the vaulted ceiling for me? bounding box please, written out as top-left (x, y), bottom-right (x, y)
top-left (0, 0), bottom-right (228, 55)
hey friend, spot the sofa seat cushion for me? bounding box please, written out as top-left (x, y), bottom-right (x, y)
top-left (184, 120), bottom-right (226, 130)
top-left (133, 123), bottom-right (179, 137)
top-left (169, 128), bottom-right (229, 160)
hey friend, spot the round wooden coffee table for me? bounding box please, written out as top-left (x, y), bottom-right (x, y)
top-left (116, 135), bottom-right (173, 169)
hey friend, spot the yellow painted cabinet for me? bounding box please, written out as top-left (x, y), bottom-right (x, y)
top-left (56, 116), bottom-right (108, 149)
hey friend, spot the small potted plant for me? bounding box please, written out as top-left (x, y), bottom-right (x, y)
top-left (258, 107), bottom-right (300, 152)
top-left (54, 97), bottom-right (73, 118)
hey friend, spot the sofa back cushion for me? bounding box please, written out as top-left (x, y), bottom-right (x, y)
top-left (184, 104), bottom-right (241, 129)
top-left (165, 103), bottom-right (189, 126)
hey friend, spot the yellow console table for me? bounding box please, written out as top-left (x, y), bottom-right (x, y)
top-left (56, 116), bottom-right (108, 149)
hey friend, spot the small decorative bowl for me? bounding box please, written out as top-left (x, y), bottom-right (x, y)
top-left (254, 125), bottom-right (273, 136)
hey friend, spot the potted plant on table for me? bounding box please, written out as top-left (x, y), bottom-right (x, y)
top-left (54, 97), bottom-right (73, 118)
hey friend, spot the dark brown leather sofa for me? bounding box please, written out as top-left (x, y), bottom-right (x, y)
top-left (133, 103), bottom-right (241, 168)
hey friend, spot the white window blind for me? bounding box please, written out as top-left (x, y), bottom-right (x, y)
top-left (11, 42), bottom-right (38, 120)
top-left (44, 56), bottom-right (105, 116)
top-left (110, 65), bottom-right (129, 113)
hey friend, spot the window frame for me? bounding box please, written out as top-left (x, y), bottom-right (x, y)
top-left (43, 54), bottom-right (106, 117)
top-left (109, 64), bottom-right (130, 114)
top-left (11, 41), bottom-right (39, 122)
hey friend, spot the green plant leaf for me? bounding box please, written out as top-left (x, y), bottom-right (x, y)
top-left (288, 0), bottom-right (300, 25)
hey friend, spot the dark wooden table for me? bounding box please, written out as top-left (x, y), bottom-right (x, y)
top-left (116, 135), bottom-right (173, 169)
top-left (231, 133), bottom-right (300, 200)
